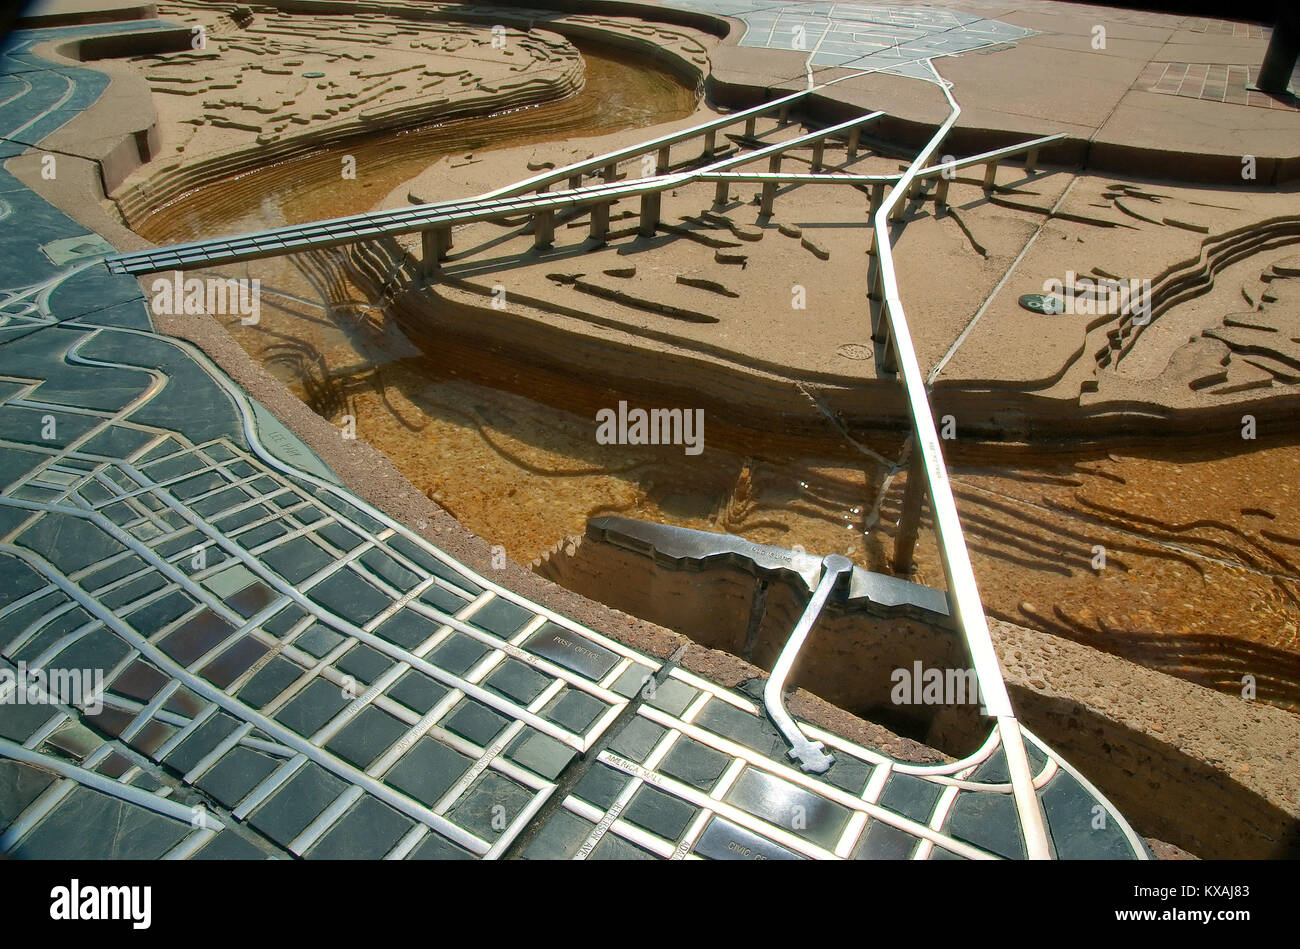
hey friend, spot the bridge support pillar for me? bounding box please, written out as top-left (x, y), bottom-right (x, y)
top-left (847, 127), bottom-right (861, 161)
top-left (568, 174), bottom-right (582, 190)
top-left (604, 162), bottom-right (619, 181)
top-left (869, 181), bottom-right (885, 220)
top-left (934, 176), bottom-right (951, 216)
top-left (534, 210), bottom-right (555, 249)
top-left (760, 154), bottom-right (781, 215)
top-left (879, 321), bottom-right (898, 374)
top-left (983, 160), bottom-right (999, 191)
top-left (867, 252), bottom-right (882, 306)
top-left (702, 129), bottom-right (716, 157)
top-left (420, 227), bottom-right (450, 279)
top-left (777, 102), bottom-right (790, 124)
top-left (656, 145), bottom-right (670, 174)
top-left (639, 192), bottom-right (661, 237)
top-left (811, 140), bottom-right (824, 172)
top-left (889, 183), bottom-right (908, 222)
top-left (1025, 146), bottom-right (1040, 175)
top-left (893, 453), bottom-right (926, 574)
top-left (589, 201), bottom-right (610, 243)
top-left (714, 178), bottom-right (729, 206)
top-left (744, 116), bottom-right (757, 138)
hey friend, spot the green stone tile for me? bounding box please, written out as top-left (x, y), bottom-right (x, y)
top-left (262, 603), bottom-right (307, 636)
top-left (273, 678), bottom-right (350, 738)
top-left (293, 623), bottom-right (345, 659)
top-left (694, 700), bottom-right (786, 759)
top-left (315, 521), bottom-right (362, 553)
top-left (659, 736), bottom-right (730, 789)
top-left (305, 796), bottom-right (414, 859)
top-left (505, 729), bottom-right (575, 780)
top-left (261, 535), bottom-right (334, 585)
top-left (524, 809), bottom-right (595, 860)
top-left (624, 785), bottom-right (696, 841)
top-left (483, 658), bottom-right (548, 705)
top-left (428, 632), bottom-right (489, 676)
top-left (470, 597), bottom-right (532, 637)
top-left (99, 572), bottom-right (167, 610)
top-left (417, 582), bottom-right (469, 617)
top-left (0, 760), bottom-right (55, 825)
top-left (375, 608), bottom-right (441, 650)
top-left (608, 717), bottom-right (668, 764)
top-left (407, 833), bottom-right (476, 860)
top-left (11, 786), bottom-right (189, 859)
top-left (444, 699), bottom-right (509, 747)
top-left (358, 548), bottom-right (420, 592)
top-left (307, 567), bottom-right (391, 626)
top-left (248, 762), bottom-right (347, 847)
top-left (193, 830), bottom-right (269, 860)
top-left (126, 589), bottom-right (198, 637)
top-left (878, 772), bottom-right (943, 824)
top-left (48, 626), bottom-right (131, 676)
top-left (163, 711), bottom-right (240, 774)
top-left (943, 789), bottom-right (1025, 859)
top-left (542, 688), bottom-right (605, 733)
top-left (643, 677), bottom-right (697, 717)
top-left (853, 819), bottom-right (919, 860)
top-left (1039, 768), bottom-right (1135, 859)
top-left (323, 706), bottom-right (407, 769)
top-left (384, 737), bottom-right (472, 807)
top-left (609, 664), bottom-right (653, 698)
top-left (573, 762), bottom-right (630, 810)
top-left (335, 643), bottom-right (394, 685)
top-left (388, 535), bottom-right (482, 597)
top-left (386, 669), bottom-right (448, 714)
top-left (589, 833), bottom-right (655, 860)
top-left (237, 656), bottom-right (305, 709)
top-left (822, 754), bottom-right (873, 796)
top-left (195, 745), bottom-right (281, 809)
top-left (445, 770), bottom-right (533, 842)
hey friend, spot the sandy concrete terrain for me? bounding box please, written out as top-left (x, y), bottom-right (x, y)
top-left (134, 5), bottom-right (583, 154)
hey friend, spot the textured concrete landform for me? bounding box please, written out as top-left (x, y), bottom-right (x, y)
top-left (1, 0), bottom-right (1299, 871)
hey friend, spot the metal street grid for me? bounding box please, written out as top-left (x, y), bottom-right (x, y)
top-left (669, 1), bottom-right (1033, 76)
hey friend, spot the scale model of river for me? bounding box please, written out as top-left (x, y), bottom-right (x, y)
top-left (131, 40), bottom-right (1300, 712)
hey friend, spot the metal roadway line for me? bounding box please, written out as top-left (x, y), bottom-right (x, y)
top-left (0, 737), bottom-right (225, 835)
top-left (103, 110), bottom-right (885, 275)
top-left (475, 85), bottom-right (825, 200)
top-left (871, 64), bottom-right (1051, 859)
